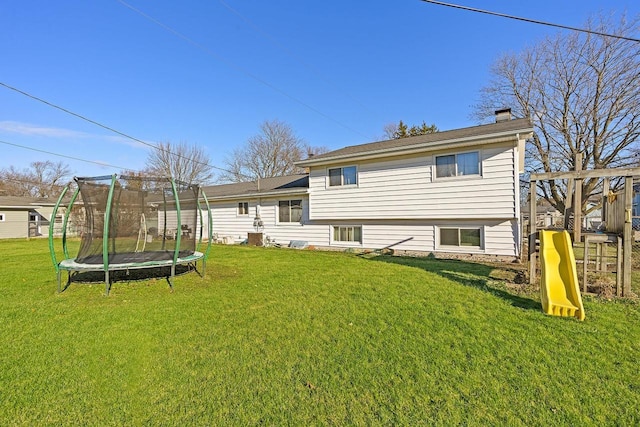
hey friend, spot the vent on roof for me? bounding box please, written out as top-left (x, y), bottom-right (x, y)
top-left (495, 108), bottom-right (512, 122)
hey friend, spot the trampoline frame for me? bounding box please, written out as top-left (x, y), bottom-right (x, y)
top-left (49, 174), bottom-right (213, 295)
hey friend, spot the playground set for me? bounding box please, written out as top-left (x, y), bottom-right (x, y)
top-left (49, 174), bottom-right (213, 295)
top-left (528, 156), bottom-right (640, 320)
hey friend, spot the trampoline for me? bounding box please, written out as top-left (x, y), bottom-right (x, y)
top-left (49, 174), bottom-right (212, 295)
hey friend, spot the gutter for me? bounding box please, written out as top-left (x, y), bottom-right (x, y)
top-left (206, 187), bottom-right (309, 202)
top-left (297, 127), bottom-right (534, 167)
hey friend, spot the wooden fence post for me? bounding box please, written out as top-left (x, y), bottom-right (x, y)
top-left (623, 177), bottom-right (633, 296)
top-left (529, 180), bottom-right (537, 285)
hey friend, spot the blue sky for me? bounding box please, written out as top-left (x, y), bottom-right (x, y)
top-left (1, 0), bottom-right (638, 181)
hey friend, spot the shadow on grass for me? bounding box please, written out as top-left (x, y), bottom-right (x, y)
top-left (370, 255), bottom-right (540, 311)
top-left (59, 264), bottom-right (199, 292)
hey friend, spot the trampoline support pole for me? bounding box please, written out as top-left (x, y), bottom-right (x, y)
top-left (105, 270), bottom-right (110, 296)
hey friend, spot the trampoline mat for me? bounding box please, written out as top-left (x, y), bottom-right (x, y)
top-left (69, 264), bottom-right (197, 283)
top-left (77, 251), bottom-right (194, 265)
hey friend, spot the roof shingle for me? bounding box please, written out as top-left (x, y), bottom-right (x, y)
top-left (202, 174), bottom-right (308, 199)
top-left (298, 117), bottom-right (532, 165)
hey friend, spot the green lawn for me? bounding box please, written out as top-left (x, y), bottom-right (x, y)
top-left (1, 238), bottom-right (639, 425)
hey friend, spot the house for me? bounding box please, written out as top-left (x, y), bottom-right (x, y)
top-left (0, 196), bottom-right (59, 239)
top-left (202, 175), bottom-right (311, 244)
top-left (204, 110), bottom-right (533, 258)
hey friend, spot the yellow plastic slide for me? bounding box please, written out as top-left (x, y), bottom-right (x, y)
top-left (539, 230), bottom-right (585, 321)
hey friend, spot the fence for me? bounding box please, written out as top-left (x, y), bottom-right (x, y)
top-left (524, 175), bottom-right (640, 298)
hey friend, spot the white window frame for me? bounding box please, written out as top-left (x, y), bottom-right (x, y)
top-left (435, 150), bottom-right (481, 179)
top-left (437, 226), bottom-right (483, 250)
top-left (0, 213), bottom-right (4, 222)
top-left (278, 199), bottom-right (303, 224)
top-left (237, 202), bottom-right (249, 216)
top-left (327, 165), bottom-right (358, 188)
top-left (331, 225), bottom-right (363, 245)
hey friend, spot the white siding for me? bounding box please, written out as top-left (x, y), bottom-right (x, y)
top-left (348, 219), bottom-right (517, 256)
top-left (203, 140), bottom-right (521, 257)
top-left (206, 198), bottom-right (519, 257)
top-left (209, 197), bottom-right (328, 247)
top-left (308, 143), bottom-right (518, 221)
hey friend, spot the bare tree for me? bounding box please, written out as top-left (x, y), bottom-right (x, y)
top-left (381, 120), bottom-right (438, 140)
top-left (474, 14), bottom-right (640, 213)
top-left (145, 141), bottom-right (214, 185)
top-left (220, 120), bottom-right (321, 183)
top-left (0, 160), bottom-right (71, 198)
top-left (382, 123), bottom-right (398, 140)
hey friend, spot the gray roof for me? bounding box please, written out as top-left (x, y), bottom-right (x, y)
top-left (0, 196), bottom-right (55, 209)
top-left (202, 174), bottom-right (309, 200)
top-left (297, 117), bottom-right (533, 166)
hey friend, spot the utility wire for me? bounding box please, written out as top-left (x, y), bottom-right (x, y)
top-left (218, 0), bottom-right (380, 125)
top-left (0, 139), bottom-right (130, 171)
top-left (419, 0), bottom-right (640, 43)
top-left (0, 81), bottom-right (248, 179)
top-left (0, 176), bottom-right (70, 190)
top-left (116, 0), bottom-right (372, 140)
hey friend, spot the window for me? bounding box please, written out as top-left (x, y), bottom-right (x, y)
top-left (238, 202), bottom-right (249, 215)
top-left (29, 213), bottom-right (38, 222)
top-left (439, 227), bottom-right (482, 248)
top-left (278, 200), bottom-right (302, 223)
top-left (0, 213), bottom-right (4, 222)
top-left (333, 226), bottom-right (362, 243)
top-left (436, 151), bottom-right (480, 178)
top-left (328, 166), bottom-right (357, 186)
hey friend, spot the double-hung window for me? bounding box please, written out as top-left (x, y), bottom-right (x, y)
top-left (435, 151), bottom-right (480, 178)
top-left (238, 202), bottom-right (249, 216)
top-left (328, 166), bottom-right (357, 187)
top-left (333, 226), bottom-right (362, 243)
top-left (439, 227), bottom-right (482, 248)
top-left (279, 200), bottom-right (302, 223)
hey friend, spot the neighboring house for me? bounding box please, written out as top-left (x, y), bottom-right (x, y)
top-left (0, 196), bottom-right (60, 239)
top-left (522, 200), bottom-right (563, 229)
top-left (204, 110), bottom-right (533, 258)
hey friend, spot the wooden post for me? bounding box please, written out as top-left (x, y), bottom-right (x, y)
top-left (564, 179), bottom-right (574, 231)
top-left (623, 176), bottom-right (633, 296)
top-left (573, 153), bottom-right (583, 244)
top-left (583, 237), bottom-right (589, 293)
top-left (602, 177), bottom-right (610, 228)
top-left (529, 180), bottom-right (537, 285)
top-left (617, 236), bottom-right (623, 297)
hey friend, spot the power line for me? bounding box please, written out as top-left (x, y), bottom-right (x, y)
top-left (0, 139), bottom-right (130, 171)
top-left (418, 0), bottom-right (640, 43)
top-left (116, 0), bottom-right (372, 140)
top-left (0, 81), bottom-right (246, 179)
top-left (218, 0), bottom-right (381, 124)
top-left (0, 175), bottom-right (76, 200)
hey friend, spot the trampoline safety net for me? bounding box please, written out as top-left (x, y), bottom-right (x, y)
top-left (74, 175), bottom-right (199, 265)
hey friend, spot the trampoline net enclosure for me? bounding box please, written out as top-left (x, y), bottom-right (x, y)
top-left (73, 175), bottom-right (200, 265)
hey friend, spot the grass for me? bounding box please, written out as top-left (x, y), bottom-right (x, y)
top-left (1, 238), bottom-right (639, 425)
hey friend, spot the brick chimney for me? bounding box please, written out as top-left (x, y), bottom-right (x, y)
top-left (495, 108), bottom-right (512, 123)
